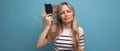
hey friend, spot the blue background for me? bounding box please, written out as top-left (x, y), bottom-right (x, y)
top-left (0, 0), bottom-right (120, 51)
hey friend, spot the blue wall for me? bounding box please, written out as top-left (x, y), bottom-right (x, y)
top-left (0, 0), bottom-right (120, 51)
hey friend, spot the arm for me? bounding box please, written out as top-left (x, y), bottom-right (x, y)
top-left (78, 26), bottom-right (85, 51)
top-left (36, 14), bottom-right (53, 48)
top-left (36, 25), bottom-right (51, 48)
top-left (78, 48), bottom-right (84, 51)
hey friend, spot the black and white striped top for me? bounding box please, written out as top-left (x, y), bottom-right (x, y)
top-left (52, 27), bottom-right (84, 51)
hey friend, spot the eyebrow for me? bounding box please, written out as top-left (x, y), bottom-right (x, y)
top-left (61, 9), bottom-right (71, 12)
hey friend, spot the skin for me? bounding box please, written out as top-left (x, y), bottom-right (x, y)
top-left (60, 5), bottom-right (84, 51)
top-left (36, 4), bottom-right (84, 51)
top-left (60, 5), bottom-right (73, 29)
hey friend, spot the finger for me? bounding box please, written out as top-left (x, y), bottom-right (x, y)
top-left (46, 14), bottom-right (51, 17)
top-left (48, 14), bottom-right (52, 17)
top-left (45, 15), bottom-right (49, 18)
top-left (51, 19), bottom-right (53, 23)
top-left (45, 15), bottom-right (51, 19)
top-left (48, 14), bottom-right (52, 16)
top-left (49, 16), bottom-right (52, 18)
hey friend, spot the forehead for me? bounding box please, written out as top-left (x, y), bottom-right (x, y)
top-left (61, 5), bottom-right (71, 11)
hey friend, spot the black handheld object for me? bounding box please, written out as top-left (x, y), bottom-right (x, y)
top-left (45, 4), bottom-right (53, 14)
top-left (45, 4), bottom-right (53, 23)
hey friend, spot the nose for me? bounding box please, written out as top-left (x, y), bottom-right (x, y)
top-left (65, 12), bottom-right (68, 17)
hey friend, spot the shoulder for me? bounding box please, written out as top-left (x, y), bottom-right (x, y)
top-left (78, 26), bottom-right (84, 33)
top-left (78, 26), bottom-right (84, 36)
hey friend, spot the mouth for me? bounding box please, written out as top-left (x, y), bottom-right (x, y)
top-left (64, 17), bottom-right (69, 20)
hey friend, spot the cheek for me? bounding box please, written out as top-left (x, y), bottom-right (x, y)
top-left (60, 15), bottom-right (65, 20)
top-left (69, 13), bottom-right (74, 20)
top-left (70, 16), bottom-right (74, 21)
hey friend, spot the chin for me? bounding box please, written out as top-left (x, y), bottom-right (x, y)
top-left (64, 20), bottom-right (72, 23)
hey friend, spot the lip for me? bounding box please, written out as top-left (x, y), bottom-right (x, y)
top-left (64, 17), bottom-right (69, 20)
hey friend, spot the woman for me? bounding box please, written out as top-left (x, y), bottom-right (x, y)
top-left (36, 2), bottom-right (84, 51)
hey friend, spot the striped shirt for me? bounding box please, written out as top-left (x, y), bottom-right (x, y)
top-left (52, 27), bottom-right (84, 51)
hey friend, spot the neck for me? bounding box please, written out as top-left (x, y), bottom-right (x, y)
top-left (63, 22), bottom-right (72, 29)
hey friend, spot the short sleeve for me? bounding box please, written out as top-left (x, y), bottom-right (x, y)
top-left (78, 26), bottom-right (85, 48)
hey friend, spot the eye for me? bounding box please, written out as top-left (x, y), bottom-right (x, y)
top-left (67, 10), bottom-right (71, 13)
top-left (60, 11), bottom-right (65, 15)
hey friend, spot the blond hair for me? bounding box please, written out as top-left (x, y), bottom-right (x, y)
top-left (47, 2), bottom-right (80, 51)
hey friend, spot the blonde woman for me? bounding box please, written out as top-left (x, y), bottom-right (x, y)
top-left (36, 2), bottom-right (84, 51)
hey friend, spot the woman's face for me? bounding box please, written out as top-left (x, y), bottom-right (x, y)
top-left (60, 5), bottom-right (74, 24)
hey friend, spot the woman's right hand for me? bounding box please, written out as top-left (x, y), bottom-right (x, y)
top-left (36, 14), bottom-right (53, 48)
top-left (44, 14), bottom-right (53, 26)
